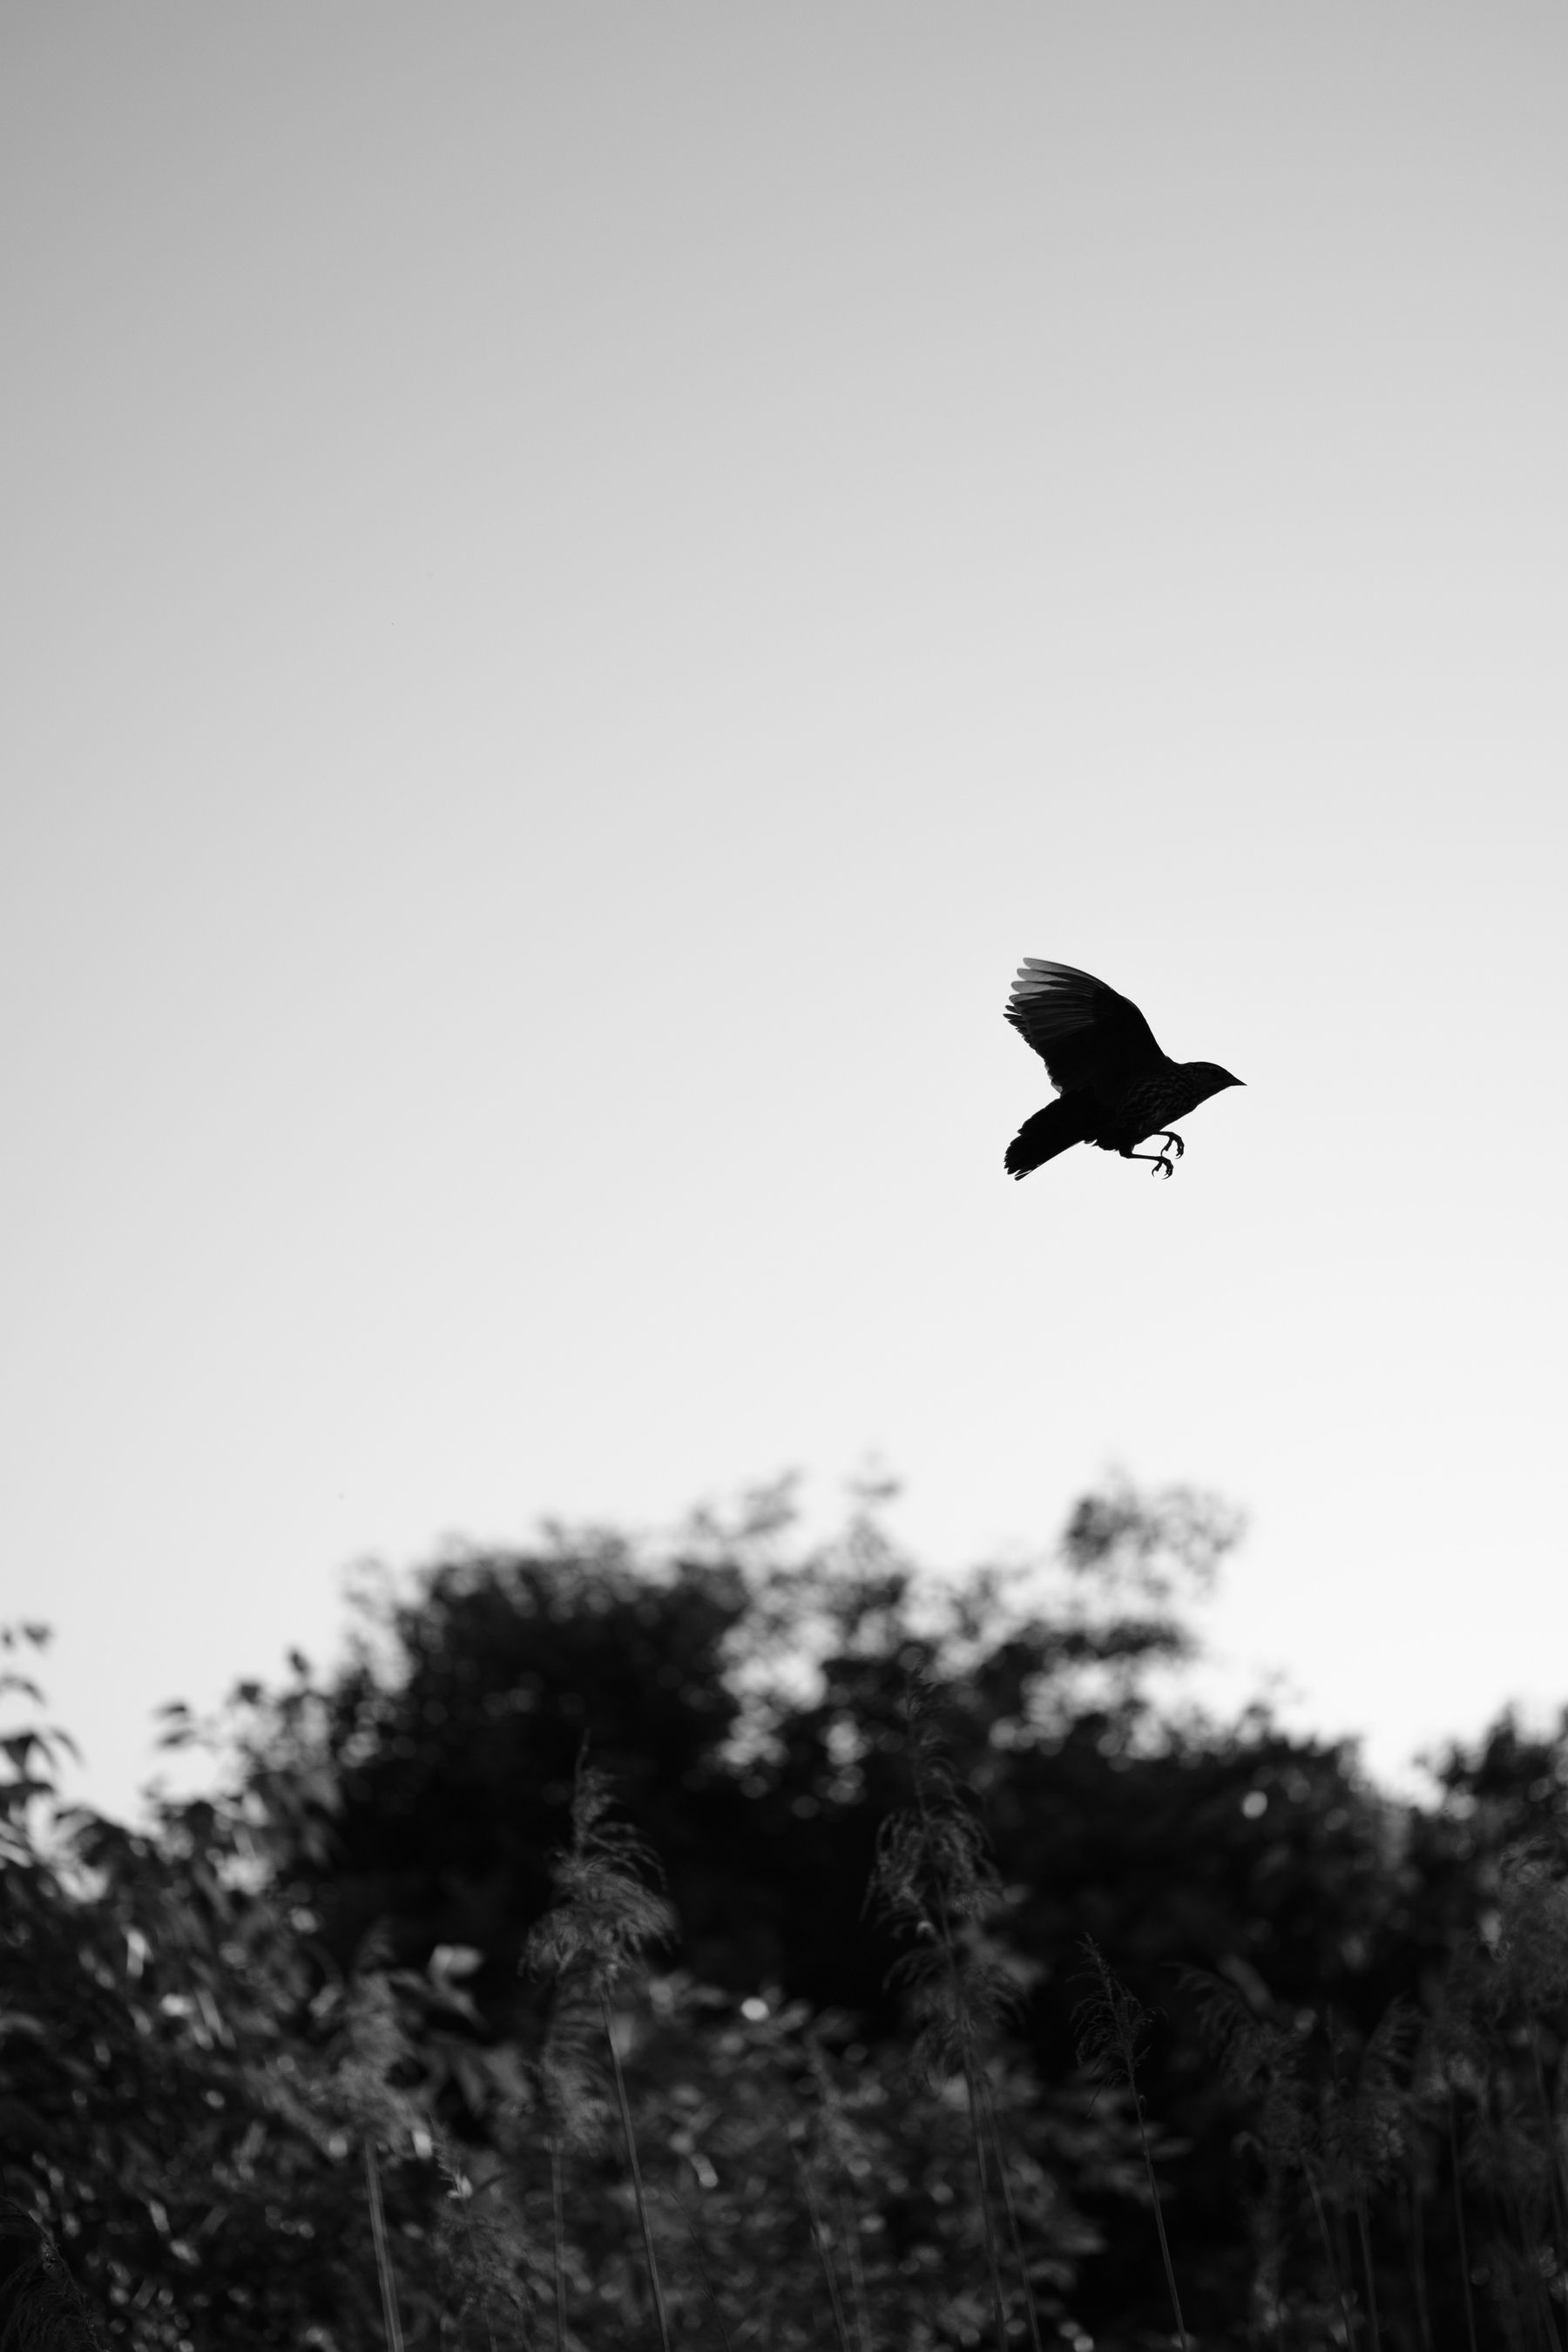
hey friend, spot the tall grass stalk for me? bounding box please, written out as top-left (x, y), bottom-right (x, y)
top-left (1353, 2186), bottom-right (1382, 2352)
top-left (788, 2130), bottom-right (856, 2352)
top-left (1173, 1961), bottom-right (1307, 2349)
top-left (522, 1745), bottom-right (678, 2352)
top-left (530, 1957), bottom-right (608, 2349)
top-left (660, 2179), bottom-right (737, 2352)
top-left (363, 2139), bottom-right (407, 2352)
top-left (549, 2143), bottom-right (568, 2352)
top-left (1481, 2073), bottom-right (1561, 2352)
top-left (600, 1983), bottom-right (673, 2352)
top-left (1321, 2033), bottom-right (1379, 2352)
top-left (832, 2176), bottom-right (873, 2352)
top-left (866, 1669), bottom-right (1028, 2352)
top-left (1299, 2150), bottom-right (1356, 2350)
top-left (1421, 1954), bottom-right (1490, 2352)
top-left (801, 2025), bottom-right (875, 2352)
top-left (1497, 1847), bottom-right (1568, 2304)
top-left (1524, 2013), bottom-right (1568, 2298)
top-left (1404, 2132), bottom-right (1434, 2352)
top-left (1447, 2089), bottom-right (1481, 2352)
top-left (1071, 1936), bottom-right (1188, 2352)
top-left (977, 2073), bottom-right (1045, 2352)
top-left (438, 2163), bottom-right (505, 2352)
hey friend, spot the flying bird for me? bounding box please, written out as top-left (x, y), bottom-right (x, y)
top-left (1004, 959), bottom-right (1242, 1180)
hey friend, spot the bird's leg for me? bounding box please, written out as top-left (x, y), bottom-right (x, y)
top-left (1155, 1131), bottom-right (1185, 1159)
top-left (1123, 1148), bottom-right (1178, 1179)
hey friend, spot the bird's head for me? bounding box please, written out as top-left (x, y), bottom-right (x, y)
top-left (1186, 1062), bottom-right (1244, 1106)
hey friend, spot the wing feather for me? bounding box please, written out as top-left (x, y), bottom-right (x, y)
top-left (1004, 959), bottom-right (1163, 1098)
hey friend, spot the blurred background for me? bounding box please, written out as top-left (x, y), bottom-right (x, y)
top-left (2, 4), bottom-right (1565, 1824)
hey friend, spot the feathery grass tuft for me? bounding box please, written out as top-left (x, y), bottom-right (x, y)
top-left (1072, 1935), bottom-right (1189, 2352)
top-left (865, 1666), bottom-right (1038, 2352)
top-left (523, 1741), bottom-right (678, 2352)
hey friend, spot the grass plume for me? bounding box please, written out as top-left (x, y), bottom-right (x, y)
top-left (523, 1742), bottom-right (678, 2351)
top-left (865, 1666), bottom-right (1037, 2352)
top-left (1072, 1935), bottom-right (1189, 2352)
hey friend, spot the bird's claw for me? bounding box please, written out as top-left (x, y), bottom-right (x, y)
top-left (1152, 1153), bottom-right (1176, 1180)
top-left (1166, 1133), bottom-right (1185, 1159)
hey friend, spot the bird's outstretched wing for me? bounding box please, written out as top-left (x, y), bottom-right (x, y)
top-left (1004, 959), bottom-right (1163, 1098)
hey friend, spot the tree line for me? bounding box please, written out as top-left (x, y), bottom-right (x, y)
top-left (1, 1480), bottom-right (1564, 2347)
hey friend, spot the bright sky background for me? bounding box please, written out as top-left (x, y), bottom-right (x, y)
top-left (3, 7), bottom-right (1565, 1828)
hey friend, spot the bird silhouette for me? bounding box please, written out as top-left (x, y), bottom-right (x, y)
top-left (1004, 959), bottom-right (1242, 1180)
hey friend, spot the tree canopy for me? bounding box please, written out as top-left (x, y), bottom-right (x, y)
top-left (3, 1483), bottom-right (1566, 2347)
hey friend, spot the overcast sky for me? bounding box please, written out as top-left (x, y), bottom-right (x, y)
top-left (3, 6), bottom-right (1565, 1826)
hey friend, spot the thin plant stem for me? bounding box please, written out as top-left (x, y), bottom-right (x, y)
top-left (363, 2139), bottom-right (407, 2352)
top-left (979, 2072), bottom-right (1045, 2352)
top-left (957, 2039), bottom-right (1011, 2352)
top-left (790, 2138), bottom-right (855, 2352)
top-left (600, 1986), bottom-right (673, 2352)
top-left (1406, 2134), bottom-right (1434, 2352)
top-left (1301, 2151), bottom-right (1355, 2349)
top-left (661, 2180), bottom-right (737, 2352)
top-left (1255, 2168), bottom-right (1287, 2352)
top-left (551, 2143), bottom-right (568, 2352)
top-left (1353, 2186), bottom-right (1382, 2352)
top-left (524, 1753), bottom-right (678, 2352)
top-left (1525, 2015), bottom-right (1568, 2298)
top-left (1319, 2049), bottom-right (1364, 2350)
top-left (1490, 2075), bottom-right (1562, 2352)
top-left (1130, 2063), bottom-right (1190, 2352)
top-left (833, 2177), bottom-right (873, 2352)
top-left (443, 2160), bottom-right (504, 2352)
top-left (1446, 2089), bottom-right (1480, 2352)
top-left (1072, 1941), bottom-right (1187, 2352)
top-left (1333, 2193), bottom-right (1358, 2342)
top-left (801, 2025), bottom-right (875, 2352)
top-left (902, 1704), bottom-right (1010, 2352)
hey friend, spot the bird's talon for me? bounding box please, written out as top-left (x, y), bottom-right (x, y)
top-left (1153, 1155), bottom-right (1174, 1180)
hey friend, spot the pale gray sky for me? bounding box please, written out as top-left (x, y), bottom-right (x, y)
top-left (3, 6), bottom-right (1565, 1823)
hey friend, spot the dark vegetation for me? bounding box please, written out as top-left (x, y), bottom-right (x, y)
top-left (3, 1479), bottom-right (1567, 2349)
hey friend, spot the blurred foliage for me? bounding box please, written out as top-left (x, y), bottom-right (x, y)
top-left (4, 1483), bottom-right (1568, 2346)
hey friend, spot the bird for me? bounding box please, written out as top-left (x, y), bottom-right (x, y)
top-left (1003, 958), bottom-right (1242, 1180)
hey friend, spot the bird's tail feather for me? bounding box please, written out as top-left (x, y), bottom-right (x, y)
top-left (1005, 1096), bottom-right (1092, 1179)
